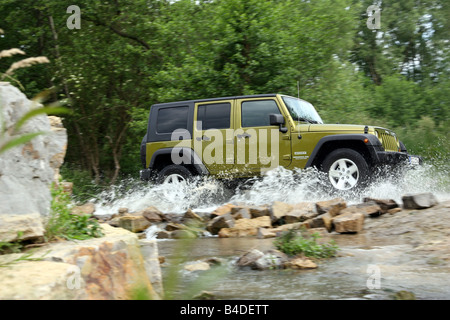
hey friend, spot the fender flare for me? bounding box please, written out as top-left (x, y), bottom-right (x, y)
top-left (305, 134), bottom-right (382, 168)
top-left (149, 147), bottom-right (209, 175)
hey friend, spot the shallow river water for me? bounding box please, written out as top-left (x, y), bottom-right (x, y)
top-left (93, 165), bottom-right (450, 300)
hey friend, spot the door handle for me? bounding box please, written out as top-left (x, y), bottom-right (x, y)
top-left (236, 133), bottom-right (252, 139)
top-left (196, 135), bottom-right (211, 141)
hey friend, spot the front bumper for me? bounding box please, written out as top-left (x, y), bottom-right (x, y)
top-left (374, 150), bottom-right (422, 167)
top-left (140, 168), bottom-right (152, 181)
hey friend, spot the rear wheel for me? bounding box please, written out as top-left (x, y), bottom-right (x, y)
top-left (156, 164), bottom-right (193, 185)
top-left (322, 148), bottom-right (370, 191)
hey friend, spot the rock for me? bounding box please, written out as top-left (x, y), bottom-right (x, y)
top-left (206, 212), bottom-right (235, 235)
top-left (320, 213), bottom-right (334, 232)
top-left (218, 216), bottom-right (271, 238)
top-left (284, 257), bottom-right (318, 269)
top-left (139, 239), bottom-right (164, 297)
top-left (363, 197), bottom-right (399, 213)
top-left (231, 207), bottom-right (251, 220)
top-left (248, 206), bottom-right (271, 218)
top-left (253, 249), bottom-right (289, 270)
top-left (171, 229), bottom-right (197, 239)
top-left (140, 206), bottom-right (164, 223)
top-left (0, 224), bottom-right (160, 300)
top-left (193, 291), bottom-right (216, 300)
top-left (284, 202), bottom-right (318, 223)
top-left (387, 207), bottom-right (402, 215)
top-left (236, 249), bottom-right (265, 268)
top-left (0, 260), bottom-right (87, 299)
top-left (0, 83), bottom-right (67, 233)
top-left (270, 201), bottom-right (293, 223)
top-left (183, 208), bottom-right (204, 223)
top-left (165, 222), bottom-right (184, 231)
top-left (118, 207), bottom-right (129, 216)
top-left (393, 290), bottom-right (416, 300)
top-left (119, 215), bottom-right (151, 233)
top-left (184, 261), bottom-right (210, 272)
top-left (271, 222), bottom-right (306, 234)
top-left (402, 193), bottom-right (438, 209)
top-left (0, 213), bottom-right (45, 242)
top-left (340, 201), bottom-right (383, 218)
top-left (156, 230), bottom-right (171, 239)
top-left (210, 203), bottom-right (236, 218)
top-left (333, 212), bottom-right (365, 233)
top-left (257, 227), bottom-right (277, 239)
top-left (315, 198), bottom-right (347, 217)
top-left (107, 216), bottom-right (121, 227)
top-left (71, 203), bottom-right (95, 216)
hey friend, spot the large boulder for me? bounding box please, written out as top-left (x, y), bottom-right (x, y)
top-left (0, 83), bottom-right (67, 242)
top-left (0, 83), bottom-right (67, 217)
top-left (0, 225), bottom-right (161, 300)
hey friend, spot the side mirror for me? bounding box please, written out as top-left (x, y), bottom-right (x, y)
top-left (269, 114), bottom-right (288, 133)
top-left (269, 114), bottom-right (285, 125)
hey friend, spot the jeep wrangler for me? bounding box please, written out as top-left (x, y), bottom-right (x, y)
top-left (140, 94), bottom-right (421, 191)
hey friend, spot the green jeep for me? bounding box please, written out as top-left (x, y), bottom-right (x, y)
top-left (140, 94), bottom-right (420, 191)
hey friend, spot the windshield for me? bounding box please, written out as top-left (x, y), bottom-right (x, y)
top-left (282, 96), bottom-right (323, 124)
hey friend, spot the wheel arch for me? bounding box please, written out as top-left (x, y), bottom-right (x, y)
top-left (305, 134), bottom-right (380, 169)
top-left (149, 147), bottom-right (209, 175)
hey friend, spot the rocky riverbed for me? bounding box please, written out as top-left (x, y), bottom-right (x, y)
top-left (87, 191), bottom-right (450, 299)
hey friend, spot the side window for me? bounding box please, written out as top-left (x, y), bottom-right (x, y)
top-left (241, 100), bottom-right (281, 127)
top-left (197, 103), bottom-right (231, 130)
top-left (156, 106), bottom-right (189, 133)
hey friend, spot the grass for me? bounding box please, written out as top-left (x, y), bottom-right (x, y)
top-left (274, 228), bottom-right (339, 258)
top-left (44, 182), bottom-right (103, 241)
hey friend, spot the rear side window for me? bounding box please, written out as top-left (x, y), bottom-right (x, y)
top-left (197, 103), bottom-right (231, 130)
top-left (156, 106), bottom-right (189, 133)
top-left (241, 100), bottom-right (281, 127)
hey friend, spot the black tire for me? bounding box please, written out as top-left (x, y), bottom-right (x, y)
top-left (321, 148), bottom-right (370, 191)
top-left (156, 165), bottom-right (193, 185)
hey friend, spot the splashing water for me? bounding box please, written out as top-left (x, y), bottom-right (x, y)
top-left (92, 162), bottom-right (450, 217)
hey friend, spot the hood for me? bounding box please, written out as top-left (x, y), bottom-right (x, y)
top-left (307, 123), bottom-right (370, 133)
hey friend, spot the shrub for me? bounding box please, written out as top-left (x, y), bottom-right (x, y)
top-left (274, 229), bottom-right (339, 258)
top-left (45, 182), bottom-right (103, 241)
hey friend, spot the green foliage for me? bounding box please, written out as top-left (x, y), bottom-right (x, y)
top-left (59, 164), bottom-right (105, 203)
top-left (45, 182), bottom-right (103, 241)
top-left (274, 229), bottom-right (339, 259)
top-left (1, 0), bottom-right (448, 183)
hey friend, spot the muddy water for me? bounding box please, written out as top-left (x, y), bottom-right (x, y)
top-left (92, 165), bottom-right (450, 300)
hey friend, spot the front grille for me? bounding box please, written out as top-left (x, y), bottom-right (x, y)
top-left (378, 130), bottom-right (399, 152)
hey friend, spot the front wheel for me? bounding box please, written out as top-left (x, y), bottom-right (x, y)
top-left (322, 148), bottom-right (370, 191)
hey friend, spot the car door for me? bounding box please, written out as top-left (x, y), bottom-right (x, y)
top-left (235, 97), bottom-right (292, 175)
top-left (193, 100), bottom-right (235, 176)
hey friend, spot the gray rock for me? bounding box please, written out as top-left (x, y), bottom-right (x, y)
top-left (402, 193), bottom-right (438, 209)
top-left (236, 249), bottom-right (264, 268)
top-left (206, 212), bottom-right (235, 235)
top-left (254, 250), bottom-right (289, 270)
top-left (0, 83), bottom-right (67, 220)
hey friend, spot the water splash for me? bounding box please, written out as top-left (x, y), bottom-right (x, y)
top-left (92, 162), bottom-right (450, 217)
